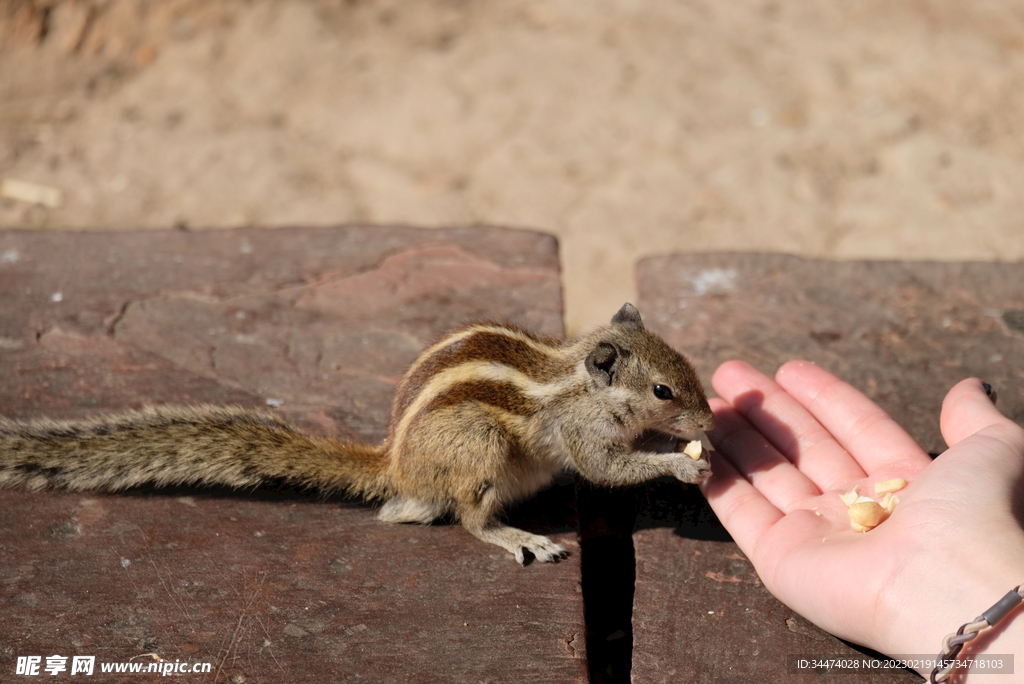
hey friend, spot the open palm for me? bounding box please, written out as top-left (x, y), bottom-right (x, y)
top-left (701, 360), bottom-right (1024, 664)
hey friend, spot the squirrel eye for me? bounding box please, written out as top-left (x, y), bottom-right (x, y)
top-left (652, 384), bottom-right (674, 400)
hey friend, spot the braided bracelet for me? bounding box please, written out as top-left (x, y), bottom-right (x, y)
top-left (930, 584), bottom-right (1024, 683)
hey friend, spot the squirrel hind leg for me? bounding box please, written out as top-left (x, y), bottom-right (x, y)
top-left (457, 493), bottom-right (568, 566)
top-left (462, 518), bottom-right (569, 566)
top-left (376, 496), bottom-right (446, 525)
top-left (478, 524), bottom-right (568, 566)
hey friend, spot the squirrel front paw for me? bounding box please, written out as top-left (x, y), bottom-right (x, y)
top-left (672, 456), bottom-right (712, 484)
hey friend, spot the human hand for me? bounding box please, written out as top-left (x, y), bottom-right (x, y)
top-left (701, 360), bottom-right (1024, 675)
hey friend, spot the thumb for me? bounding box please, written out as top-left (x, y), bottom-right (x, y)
top-left (939, 378), bottom-right (1011, 448)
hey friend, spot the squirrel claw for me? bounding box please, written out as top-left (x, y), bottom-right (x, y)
top-left (515, 539), bottom-right (569, 565)
top-left (671, 457), bottom-right (711, 485)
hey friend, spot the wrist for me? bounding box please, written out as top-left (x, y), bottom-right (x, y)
top-left (879, 544), bottom-right (1024, 680)
top-left (952, 599), bottom-right (1024, 683)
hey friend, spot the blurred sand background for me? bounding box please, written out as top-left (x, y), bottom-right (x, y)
top-left (2, 0), bottom-right (1023, 333)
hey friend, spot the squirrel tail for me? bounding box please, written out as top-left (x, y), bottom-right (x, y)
top-left (0, 406), bottom-right (393, 500)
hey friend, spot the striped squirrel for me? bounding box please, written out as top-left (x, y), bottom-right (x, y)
top-left (0, 303), bottom-right (713, 564)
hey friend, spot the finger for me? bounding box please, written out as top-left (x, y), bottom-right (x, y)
top-left (940, 378), bottom-right (1020, 448)
top-left (708, 398), bottom-right (821, 512)
top-left (712, 360), bottom-right (866, 491)
top-left (699, 434), bottom-right (784, 560)
top-left (774, 360), bottom-right (930, 477)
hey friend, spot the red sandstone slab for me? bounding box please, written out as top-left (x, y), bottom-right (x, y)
top-left (631, 254), bottom-right (1024, 683)
top-left (639, 254), bottom-right (1024, 453)
top-left (0, 226), bottom-right (585, 683)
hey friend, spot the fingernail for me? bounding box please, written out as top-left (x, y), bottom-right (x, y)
top-left (983, 382), bottom-right (998, 405)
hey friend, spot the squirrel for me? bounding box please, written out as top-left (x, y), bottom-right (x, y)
top-left (0, 303), bottom-right (714, 565)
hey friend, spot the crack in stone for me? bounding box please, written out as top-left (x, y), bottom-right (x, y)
top-left (578, 484), bottom-right (636, 684)
top-left (105, 300), bottom-right (131, 335)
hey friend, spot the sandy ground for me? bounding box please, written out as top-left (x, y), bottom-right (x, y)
top-left (2, 0), bottom-right (1023, 333)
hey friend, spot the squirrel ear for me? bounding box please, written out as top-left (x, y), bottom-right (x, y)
top-left (585, 342), bottom-right (619, 386)
top-left (611, 303), bottom-right (644, 330)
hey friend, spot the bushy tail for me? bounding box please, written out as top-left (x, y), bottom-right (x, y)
top-left (0, 406), bottom-right (393, 500)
